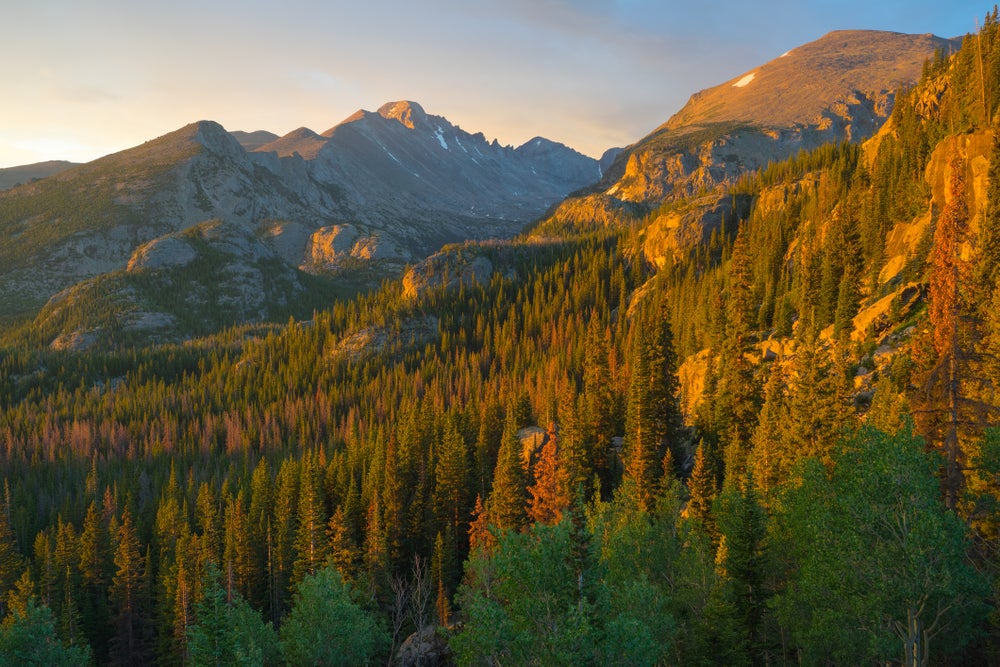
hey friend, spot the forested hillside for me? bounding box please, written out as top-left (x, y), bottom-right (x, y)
top-left (4, 11), bottom-right (1000, 667)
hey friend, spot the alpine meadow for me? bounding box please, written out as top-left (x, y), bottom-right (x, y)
top-left (3, 6), bottom-right (1000, 667)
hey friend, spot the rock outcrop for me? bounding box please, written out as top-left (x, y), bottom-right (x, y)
top-left (542, 30), bottom-right (959, 233)
top-left (0, 103), bottom-right (601, 341)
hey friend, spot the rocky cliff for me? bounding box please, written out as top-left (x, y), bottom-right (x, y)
top-left (0, 104), bottom-right (601, 346)
top-left (542, 30), bottom-right (959, 238)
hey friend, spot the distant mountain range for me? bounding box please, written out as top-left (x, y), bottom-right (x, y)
top-left (0, 101), bottom-right (599, 347)
top-left (0, 29), bottom-right (958, 349)
top-left (0, 160), bottom-right (79, 190)
top-left (534, 29), bottom-right (959, 270)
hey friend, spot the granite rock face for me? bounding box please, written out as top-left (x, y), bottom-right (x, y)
top-left (546, 30), bottom-right (959, 232)
top-left (0, 103), bottom-right (601, 345)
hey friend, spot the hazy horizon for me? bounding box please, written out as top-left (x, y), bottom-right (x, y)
top-left (0, 0), bottom-right (986, 168)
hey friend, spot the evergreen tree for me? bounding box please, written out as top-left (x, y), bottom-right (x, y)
top-left (918, 154), bottom-right (991, 510)
top-left (716, 474), bottom-right (772, 665)
top-left (715, 223), bottom-right (762, 484)
top-left (687, 443), bottom-right (718, 545)
top-left (527, 426), bottom-right (570, 525)
top-left (647, 305), bottom-right (685, 469)
top-left (978, 135), bottom-right (1000, 297)
top-left (291, 454), bottom-right (328, 587)
top-left (581, 315), bottom-right (616, 494)
top-left (108, 509), bottom-right (151, 666)
top-left (786, 333), bottom-right (845, 466)
top-left (222, 490), bottom-right (253, 602)
top-left (433, 415), bottom-right (471, 555)
top-left (326, 506), bottom-right (360, 582)
top-left (749, 362), bottom-right (790, 495)
top-left (487, 409), bottom-right (528, 534)
top-left (0, 490), bottom-right (22, 620)
top-left (78, 501), bottom-right (111, 663)
top-left (269, 459), bottom-right (298, 621)
top-left (467, 495), bottom-right (494, 555)
top-left (623, 318), bottom-right (662, 512)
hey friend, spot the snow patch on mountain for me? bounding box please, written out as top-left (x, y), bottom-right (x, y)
top-left (733, 72), bottom-right (756, 88)
top-left (434, 127), bottom-right (448, 150)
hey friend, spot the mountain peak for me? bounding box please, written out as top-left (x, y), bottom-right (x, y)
top-left (663, 30), bottom-right (958, 133)
top-left (377, 101), bottom-right (428, 129)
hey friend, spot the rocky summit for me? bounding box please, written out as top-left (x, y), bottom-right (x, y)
top-left (536, 29), bottom-right (959, 262)
top-left (0, 102), bottom-right (600, 346)
top-left (546, 30), bottom-right (959, 232)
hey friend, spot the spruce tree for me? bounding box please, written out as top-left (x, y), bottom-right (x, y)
top-left (717, 473), bottom-right (771, 665)
top-left (0, 491), bottom-right (23, 620)
top-left (919, 154), bottom-right (992, 510)
top-left (687, 442), bottom-right (719, 545)
top-left (292, 454), bottom-right (328, 588)
top-left (648, 304), bottom-right (685, 468)
top-left (109, 509), bottom-right (151, 666)
top-left (434, 415), bottom-right (471, 549)
top-left (527, 427), bottom-right (570, 525)
top-left (623, 319), bottom-right (662, 512)
top-left (487, 408), bottom-right (528, 534)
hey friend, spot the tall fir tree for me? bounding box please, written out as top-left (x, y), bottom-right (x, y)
top-left (292, 453), bottom-right (329, 588)
top-left (918, 154), bottom-right (993, 510)
top-left (487, 408), bottom-right (528, 534)
top-left (687, 442), bottom-right (719, 545)
top-left (527, 425), bottom-right (570, 525)
top-left (623, 318), bottom-right (663, 512)
top-left (109, 509), bottom-right (151, 666)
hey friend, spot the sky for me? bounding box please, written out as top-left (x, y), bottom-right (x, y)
top-left (0, 0), bottom-right (989, 167)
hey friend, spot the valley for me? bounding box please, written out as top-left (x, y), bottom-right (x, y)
top-left (1, 16), bottom-right (999, 667)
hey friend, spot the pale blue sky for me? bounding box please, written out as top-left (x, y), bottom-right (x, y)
top-left (0, 0), bottom-right (988, 166)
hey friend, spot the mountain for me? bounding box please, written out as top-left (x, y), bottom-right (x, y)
top-left (0, 102), bottom-right (600, 347)
top-left (541, 30), bottom-right (959, 251)
top-left (230, 129), bottom-right (280, 151)
top-left (0, 160), bottom-right (79, 190)
top-left (260, 101), bottom-right (600, 234)
top-left (4, 16), bottom-right (1000, 667)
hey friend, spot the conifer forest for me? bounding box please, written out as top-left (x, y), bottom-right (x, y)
top-left (8, 10), bottom-right (1000, 667)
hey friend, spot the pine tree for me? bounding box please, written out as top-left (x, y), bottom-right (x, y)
top-left (487, 409), bottom-right (528, 534)
top-left (434, 415), bottom-right (471, 551)
top-left (623, 319), bottom-right (662, 512)
top-left (327, 506), bottom-right (360, 582)
top-left (527, 426), bottom-right (570, 525)
top-left (468, 495), bottom-right (494, 554)
top-left (717, 473), bottom-right (771, 664)
top-left (363, 490), bottom-right (389, 594)
top-left (222, 490), bottom-right (253, 602)
top-left (786, 333), bottom-right (845, 466)
top-left (750, 362), bottom-right (790, 495)
top-left (715, 224), bottom-right (762, 484)
top-left (918, 154), bottom-right (992, 510)
top-left (78, 501), bottom-right (111, 663)
top-left (432, 532), bottom-right (451, 627)
top-left (648, 305), bottom-right (685, 468)
top-left (195, 482), bottom-right (221, 569)
top-left (292, 454), bottom-right (328, 587)
top-left (269, 459), bottom-right (298, 621)
top-left (977, 123), bottom-right (1000, 299)
top-left (109, 509), bottom-right (151, 666)
top-left (0, 489), bottom-right (23, 620)
top-left (581, 315), bottom-right (616, 494)
top-left (687, 442), bottom-right (719, 545)
top-left (247, 458), bottom-right (272, 611)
